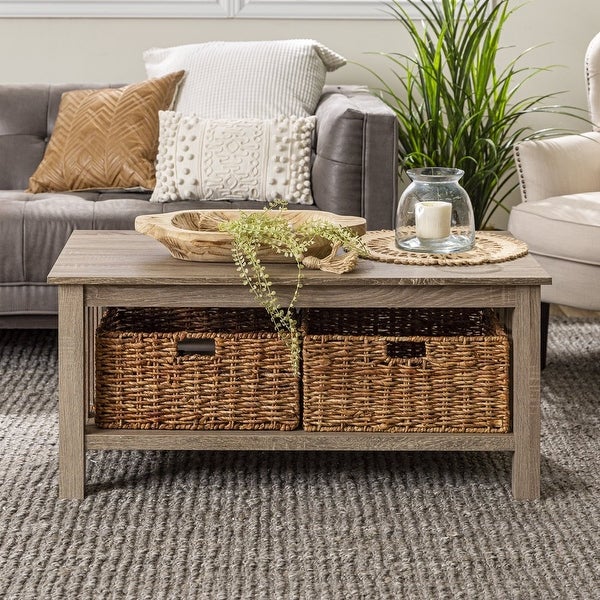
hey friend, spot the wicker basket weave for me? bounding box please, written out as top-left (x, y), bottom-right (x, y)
top-left (95, 307), bottom-right (299, 430)
top-left (301, 308), bottom-right (510, 433)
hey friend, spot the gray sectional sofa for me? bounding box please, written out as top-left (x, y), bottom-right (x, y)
top-left (0, 83), bottom-right (398, 328)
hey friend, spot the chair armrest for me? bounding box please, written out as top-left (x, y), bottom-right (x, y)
top-left (514, 132), bottom-right (600, 203)
top-left (312, 85), bottom-right (398, 230)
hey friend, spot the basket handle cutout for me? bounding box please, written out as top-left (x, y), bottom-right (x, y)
top-left (177, 338), bottom-right (215, 356)
top-left (386, 341), bottom-right (426, 359)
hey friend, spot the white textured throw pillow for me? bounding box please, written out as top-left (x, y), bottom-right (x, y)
top-left (143, 39), bottom-right (346, 118)
top-left (151, 111), bottom-right (316, 204)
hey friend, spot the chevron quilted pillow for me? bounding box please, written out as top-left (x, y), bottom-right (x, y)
top-left (26, 70), bottom-right (185, 193)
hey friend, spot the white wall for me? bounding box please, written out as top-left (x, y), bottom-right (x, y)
top-left (1, 0), bottom-right (599, 224)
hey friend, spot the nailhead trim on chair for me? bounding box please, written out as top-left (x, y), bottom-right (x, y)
top-left (584, 31), bottom-right (600, 132)
top-left (585, 43), bottom-right (592, 105)
top-left (513, 144), bottom-right (528, 202)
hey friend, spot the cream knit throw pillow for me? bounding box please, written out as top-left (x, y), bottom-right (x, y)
top-left (144, 39), bottom-right (346, 118)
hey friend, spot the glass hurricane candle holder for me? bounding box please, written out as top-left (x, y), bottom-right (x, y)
top-left (395, 167), bottom-right (475, 253)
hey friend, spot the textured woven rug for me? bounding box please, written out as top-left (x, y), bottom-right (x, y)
top-left (0, 319), bottom-right (599, 599)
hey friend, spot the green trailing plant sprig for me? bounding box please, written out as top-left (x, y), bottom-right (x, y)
top-left (219, 201), bottom-right (368, 375)
top-left (363, 0), bottom-right (588, 229)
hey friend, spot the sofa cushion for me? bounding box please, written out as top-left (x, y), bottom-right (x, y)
top-left (151, 112), bottom-right (315, 204)
top-left (26, 71), bottom-right (185, 194)
top-left (0, 190), bottom-right (319, 289)
top-left (143, 39), bottom-right (346, 118)
top-left (526, 254), bottom-right (600, 309)
top-left (508, 193), bottom-right (600, 266)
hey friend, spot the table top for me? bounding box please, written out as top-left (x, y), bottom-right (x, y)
top-left (47, 230), bottom-right (551, 286)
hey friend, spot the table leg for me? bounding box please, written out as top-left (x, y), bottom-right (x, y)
top-left (510, 286), bottom-right (542, 500)
top-left (58, 285), bottom-right (86, 499)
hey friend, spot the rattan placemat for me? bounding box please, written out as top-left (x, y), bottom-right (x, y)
top-left (362, 230), bottom-right (528, 266)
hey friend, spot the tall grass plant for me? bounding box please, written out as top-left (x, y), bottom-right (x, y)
top-left (366, 0), bottom-right (583, 228)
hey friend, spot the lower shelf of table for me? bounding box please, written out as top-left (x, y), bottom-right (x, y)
top-left (85, 425), bottom-right (515, 452)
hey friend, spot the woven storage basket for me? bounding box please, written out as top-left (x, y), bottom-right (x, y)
top-left (95, 307), bottom-right (299, 430)
top-left (301, 308), bottom-right (510, 433)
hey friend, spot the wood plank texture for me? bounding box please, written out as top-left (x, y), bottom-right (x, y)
top-left (48, 230), bottom-right (552, 286)
top-left (86, 427), bottom-right (515, 452)
top-left (85, 284), bottom-right (518, 308)
top-left (58, 286), bottom-right (85, 499)
top-left (510, 286), bottom-right (542, 500)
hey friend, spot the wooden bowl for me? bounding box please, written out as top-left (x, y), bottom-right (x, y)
top-left (135, 209), bottom-right (367, 262)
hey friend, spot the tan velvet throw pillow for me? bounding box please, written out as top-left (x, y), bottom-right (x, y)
top-left (27, 70), bottom-right (185, 193)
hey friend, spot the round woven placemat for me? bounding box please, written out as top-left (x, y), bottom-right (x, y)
top-left (362, 230), bottom-right (528, 266)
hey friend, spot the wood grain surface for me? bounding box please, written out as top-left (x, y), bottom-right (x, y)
top-left (48, 230), bottom-right (551, 286)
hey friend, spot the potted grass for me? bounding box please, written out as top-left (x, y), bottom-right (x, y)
top-left (366, 0), bottom-right (584, 229)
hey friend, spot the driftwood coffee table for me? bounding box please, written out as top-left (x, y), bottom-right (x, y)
top-left (48, 230), bottom-right (551, 500)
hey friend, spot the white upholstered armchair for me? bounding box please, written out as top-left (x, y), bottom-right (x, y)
top-left (508, 32), bottom-right (600, 366)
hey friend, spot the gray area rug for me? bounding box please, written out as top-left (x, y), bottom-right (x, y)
top-left (0, 318), bottom-right (599, 599)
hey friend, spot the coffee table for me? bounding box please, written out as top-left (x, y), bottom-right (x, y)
top-left (48, 230), bottom-right (551, 500)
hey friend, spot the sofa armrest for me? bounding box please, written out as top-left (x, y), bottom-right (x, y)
top-left (514, 132), bottom-right (600, 203)
top-left (312, 85), bottom-right (398, 230)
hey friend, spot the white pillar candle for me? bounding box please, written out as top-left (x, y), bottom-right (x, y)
top-left (415, 201), bottom-right (452, 239)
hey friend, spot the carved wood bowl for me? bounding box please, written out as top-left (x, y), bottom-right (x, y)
top-left (135, 209), bottom-right (367, 262)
